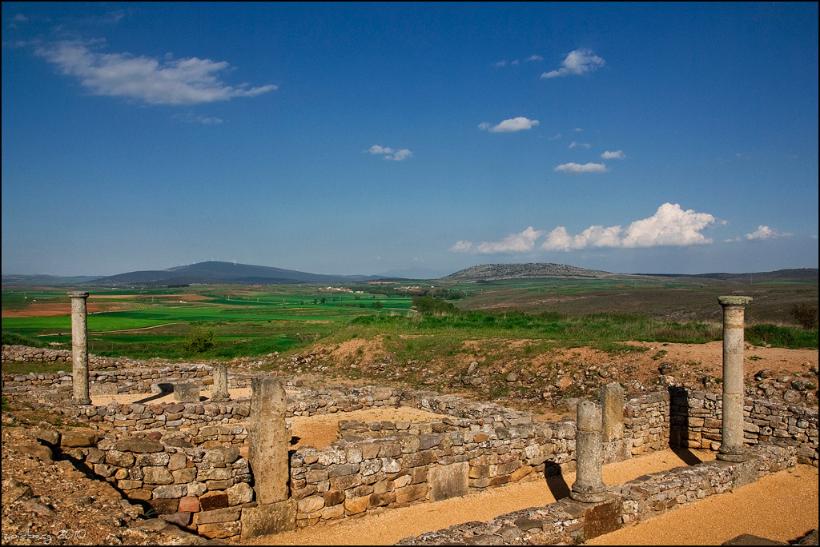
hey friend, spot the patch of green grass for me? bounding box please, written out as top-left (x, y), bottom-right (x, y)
top-left (651, 349), bottom-right (668, 360)
top-left (746, 324), bottom-right (818, 349)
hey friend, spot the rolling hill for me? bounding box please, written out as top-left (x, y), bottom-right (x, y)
top-left (444, 263), bottom-right (613, 281)
top-left (87, 261), bottom-right (382, 287)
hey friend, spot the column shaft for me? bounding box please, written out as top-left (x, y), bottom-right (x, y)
top-left (69, 291), bottom-right (90, 405)
top-left (249, 376), bottom-right (290, 503)
top-left (717, 296), bottom-right (752, 462)
top-left (211, 364), bottom-right (230, 401)
top-left (571, 400), bottom-right (607, 502)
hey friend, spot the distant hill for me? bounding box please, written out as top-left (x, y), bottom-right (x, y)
top-left (633, 268), bottom-right (819, 283)
top-left (1, 274), bottom-right (101, 286)
top-left (445, 263), bottom-right (612, 281)
top-left (89, 261), bottom-right (384, 287)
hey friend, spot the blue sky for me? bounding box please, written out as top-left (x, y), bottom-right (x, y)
top-left (2, 2), bottom-right (818, 277)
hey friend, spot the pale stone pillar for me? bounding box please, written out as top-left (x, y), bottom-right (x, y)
top-left (717, 296), bottom-right (753, 462)
top-left (571, 400), bottom-right (607, 502)
top-left (211, 364), bottom-right (230, 401)
top-left (600, 383), bottom-right (625, 442)
top-left (68, 291), bottom-right (91, 405)
top-left (173, 382), bottom-right (200, 403)
top-left (249, 376), bottom-right (289, 503)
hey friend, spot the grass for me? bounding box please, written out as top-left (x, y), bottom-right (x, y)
top-left (1, 281), bottom-right (817, 364)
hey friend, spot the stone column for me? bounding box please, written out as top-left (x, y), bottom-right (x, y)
top-left (600, 383), bottom-right (625, 442)
top-left (717, 296), bottom-right (753, 462)
top-left (68, 291), bottom-right (91, 405)
top-left (249, 376), bottom-right (289, 503)
top-left (571, 400), bottom-right (607, 502)
top-left (211, 364), bottom-right (230, 401)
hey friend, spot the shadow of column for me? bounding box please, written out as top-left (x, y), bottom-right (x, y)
top-left (544, 461), bottom-right (571, 499)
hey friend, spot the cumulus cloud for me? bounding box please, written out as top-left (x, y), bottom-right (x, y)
top-left (541, 48), bottom-right (605, 79)
top-left (526, 54), bottom-right (543, 62)
top-left (368, 144), bottom-right (413, 161)
top-left (745, 225), bottom-right (791, 240)
top-left (34, 41), bottom-right (277, 105)
top-left (478, 116), bottom-right (540, 133)
top-left (554, 162), bottom-right (607, 174)
top-left (542, 203), bottom-right (717, 251)
top-left (568, 141), bottom-right (591, 149)
top-left (601, 150), bottom-right (625, 160)
top-left (450, 227), bottom-right (544, 254)
top-left (449, 240), bottom-right (474, 253)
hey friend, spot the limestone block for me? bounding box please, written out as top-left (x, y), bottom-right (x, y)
top-left (239, 500), bottom-right (296, 540)
top-left (429, 462), bottom-right (469, 501)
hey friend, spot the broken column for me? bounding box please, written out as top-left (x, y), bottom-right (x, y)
top-left (68, 291), bottom-right (90, 405)
top-left (600, 382), bottom-right (626, 462)
top-left (210, 364), bottom-right (230, 401)
top-left (600, 382), bottom-right (624, 442)
top-left (240, 375), bottom-right (295, 538)
top-left (717, 296), bottom-right (753, 462)
top-left (571, 400), bottom-right (608, 503)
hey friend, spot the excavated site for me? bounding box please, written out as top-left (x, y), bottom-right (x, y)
top-left (1, 294), bottom-right (818, 545)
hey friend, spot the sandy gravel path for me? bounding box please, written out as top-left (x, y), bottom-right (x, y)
top-left (249, 448), bottom-right (715, 545)
top-left (588, 464), bottom-right (819, 545)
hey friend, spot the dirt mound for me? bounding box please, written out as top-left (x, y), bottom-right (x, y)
top-left (321, 336), bottom-right (389, 367)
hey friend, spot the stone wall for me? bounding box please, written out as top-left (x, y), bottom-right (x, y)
top-left (670, 387), bottom-right (819, 466)
top-left (54, 430), bottom-right (254, 540)
top-left (398, 444), bottom-right (797, 545)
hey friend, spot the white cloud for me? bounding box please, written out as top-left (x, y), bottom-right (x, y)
top-left (526, 54), bottom-right (543, 62)
top-left (35, 41), bottom-right (277, 105)
top-left (541, 49), bottom-right (605, 79)
top-left (367, 144), bottom-right (413, 161)
top-left (450, 240), bottom-right (473, 253)
top-left (568, 141), bottom-right (591, 149)
top-left (554, 162), bottom-right (607, 173)
top-left (476, 226), bottom-right (544, 254)
top-left (548, 133), bottom-right (562, 141)
top-left (542, 203), bottom-right (716, 251)
top-left (174, 113), bottom-right (223, 125)
top-left (493, 60), bottom-right (508, 68)
top-left (510, 59), bottom-right (519, 66)
top-left (745, 225), bottom-right (791, 240)
top-left (450, 227), bottom-right (543, 254)
top-left (478, 116), bottom-right (540, 133)
top-left (620, 203), bottom-right (715, 248)
top-left (601, 150), bottom-right (625, 160)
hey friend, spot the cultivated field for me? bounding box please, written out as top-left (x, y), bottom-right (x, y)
top-left (2, 275), bottom-right (817, 368)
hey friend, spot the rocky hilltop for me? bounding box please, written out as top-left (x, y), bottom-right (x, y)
top-left (445, 262), bottom-right (611, 281)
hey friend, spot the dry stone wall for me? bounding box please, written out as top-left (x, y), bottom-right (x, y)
top-left (55, 429), bottom-right (254, 540)
top-left (670, 387), bottom-right (819, 466)
top-left (399, 444), bottom-right (797, 545)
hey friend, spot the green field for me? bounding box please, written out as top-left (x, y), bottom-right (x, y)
top-left (1, 277), bottom-right (817, 362)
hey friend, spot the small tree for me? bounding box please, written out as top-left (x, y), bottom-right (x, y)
top-left (791, 303), bottom-right (818, 330)
top-left (185, 328), bottom-right (215, 353)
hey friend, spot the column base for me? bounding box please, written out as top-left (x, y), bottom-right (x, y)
top-left (717, 447), bottom-right (749, 462)
top-left (570, 485), bottom-right (609, 503)
top-left (73, 398), bottom-right (92, 406)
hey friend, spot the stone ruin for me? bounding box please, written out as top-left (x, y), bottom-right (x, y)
top-left (0, 293), bottom-right (817, 543)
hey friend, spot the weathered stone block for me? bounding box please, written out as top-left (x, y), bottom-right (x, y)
top-left (344, 495), bottom-right (370, 515)
top-left (115, 439), bottom-right (164, 453)
top-left (178, 496), bottom-right (200, 513)
top-left (240, 500), bottom-right (296, 540)
top-left (197, 521), bottom-right (241, 539)
top-left (143, 466), bottom-right (174, 485)
top-left (199, 492), bottom-right (229, 511)
top-left (60, 430), bottom-right (98, 448)
top-left (153, 484), bottom-right (187, 499)
top-left (194, 506), bottom-right (241, 525)
top-left (226, 482), bottom-right (254, 506)
top-left (429, 462), bottom-right (469, 501)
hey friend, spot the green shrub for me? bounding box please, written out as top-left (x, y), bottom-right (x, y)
top-left (791, 303), bottom-right (818, 330)
top-left (184, 328), bottom-right (215, 353)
